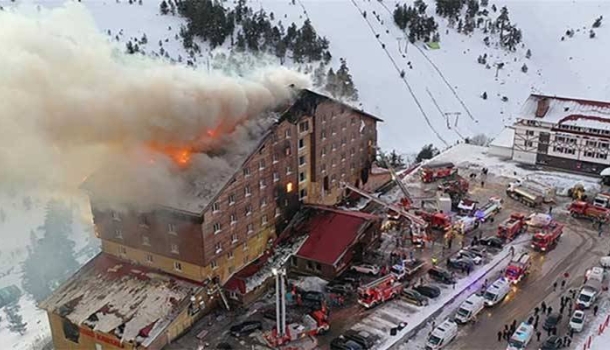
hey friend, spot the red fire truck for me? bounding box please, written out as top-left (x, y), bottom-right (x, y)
top-left (264, 308), bottom-right (330, 347)
top-left (531, 222), bottom-right (564, 252)
top-left (568, 201), bottom-right (610, 222)
top-left (415, 210), bottom-right (452, 231)
top-left (497, 213), bottom-right (526, 241)
top-left (420, 162), bottom-right (457, 183)
top-left (357, 274), bottom-right (402, 309)
top-left (504, 252), bottom-right (531, 284)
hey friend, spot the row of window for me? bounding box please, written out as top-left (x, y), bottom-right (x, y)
top-left (212, 208), bottom-right (277, 235)
top-left (557, 123), bottom-right (610, 136)
top-left (552, 146), bottom-right (576, 155)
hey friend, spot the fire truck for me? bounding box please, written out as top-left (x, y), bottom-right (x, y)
top-left (531, 222), bottom-right (564, 252)
top-left (568, 201), bottom-right (610, 222)
top-left (504, 252), bottom-right (531, 284)
top-left (357, 274), bottom-right (402, 309)
top-left (420, 162), bottom-right (457, 183)
top-left (415, 210), bottom-right (452, 231)
top-left (474, 197), bottom-right (503, 223)
top-left (497, 213), bottom-right (526, 241)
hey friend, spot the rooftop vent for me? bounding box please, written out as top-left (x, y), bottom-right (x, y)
top-left (535, 97), bottom-right (550, 118)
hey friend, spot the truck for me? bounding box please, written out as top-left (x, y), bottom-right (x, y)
top-left (454, 216), bottom-right (479, 235)
top-left (390, 258), bottom-right (425, 280)
top-left (474, 197), bottom-right (503, 223)
top-left (415, 210), bottom-right (452, 231)
top-left (506, 183), bottom-right (543, 207)
top-left (420, 162), bottom-right (457, 183)
top-left (568, 201), bottom-right (610, 222)
top-left (497, 213), bottom-right (526, 241)
top-left (456, 199), bottom-right (477, 216)
top-left (265, 311), bottom-right (330, 346)
top-left (531, 222), bottom-right (563, 252)
top-left (510, 179), bottom-right (556, 203)
top-left (504, 253), bottom-right (531, 284)
top-left (357, 274), bottom-right (402, 308)
top-left (577, 279), bottom-right (603, 309)
top-left (593, 192), bottom-right (610, 208)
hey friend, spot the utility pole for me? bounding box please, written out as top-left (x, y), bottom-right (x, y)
top-left (444, 112), bottom-right (462, 129)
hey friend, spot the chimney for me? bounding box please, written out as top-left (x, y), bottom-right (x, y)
top-left (535, 97), bottom-right (550, 118)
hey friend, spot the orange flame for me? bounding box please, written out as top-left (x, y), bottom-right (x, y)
top-left (147, 128), bottom-right (218, 168)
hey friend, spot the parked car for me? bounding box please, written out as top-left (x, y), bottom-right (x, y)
top-left (402, 288), bottom-right (429, 306)
top-left (447, 256), bottom-right (474, 270)
top-left (414, 285), bottom-right (441, 299)
top-left (478, 236), bottom-right (504, 249)
top-left (428, 267), bottom-right (456, 284)
top-left (299, 290), bottom-right (325, 309)
top-left (351, 264), bottom-right (380, 276)
top-left (344, 329), bottom-right (376, 349)
top-left (331, 336), bottom-right (364, 350)
top-left (230, 320), bottom-right (263, 337)
top-left (465, 246), bottom-right (487, 256)
top-left (326, 283), bottom-right (354, 295)
top-left (457, 250), bottom-right (482, 265)
top-left (540, 335), bottom-right (562, 350)
top-left (216, 343), bottom-right (233, 350)
top-left (543, 313), bottom-right (562, 331)
top-left (338, 272), bottom-right (362, 286)
top-left (569, 310), bottom-right (586, 332)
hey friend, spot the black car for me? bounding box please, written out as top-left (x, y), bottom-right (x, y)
top-left (447, 256), bottom-right (474, 270)
top-left (326, 282), bottom-right (354, 295)
top-left (344, 329), bottom-right (375, 349)
top-left (402, 288), bottom-right (429, 306)
top-left (216, 343), bottom-right (233, 350)
top-left (427, 267), bottom-right (456, 284)
top-left (543, 313), bottom-right (563, 331)
top-left (300, 290), bottom-right (325, 308)
top-left (477, 236), bottom-right (504, 249)
top-left (540, 335), bottom-right (562, 350)
top-left (414, 285), bottom-right (441, 298)
top-left (331, 336), bottom-right (364, 350)
top-left (230, 320), bottom-right (263, 337)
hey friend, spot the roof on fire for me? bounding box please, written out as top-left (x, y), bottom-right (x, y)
top-left (40, 253), bottom-right (204, 348)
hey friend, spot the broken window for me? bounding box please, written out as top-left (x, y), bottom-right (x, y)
top-left (299, 121), bottom-right (309, 133)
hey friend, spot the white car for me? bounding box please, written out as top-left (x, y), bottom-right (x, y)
top-left (458, 250), bottom-right (482, 265)
top-left (351, 264), bottom-right (380, 275)
top-left (569, 310), bottom-right (586, 332)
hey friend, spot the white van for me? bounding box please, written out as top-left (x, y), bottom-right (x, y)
top-left (425, 319), bottom-right (458, 350)
top-left (483, 278), bottom-right (511, 307)
top-left (577, 279), bottom-right (602, 309)
top-left (506, 322), bottom-right (534, 350)
top-left (586, 266), bottom-right (605, 282)
top-left (454, 294), bottom-right (485, 324)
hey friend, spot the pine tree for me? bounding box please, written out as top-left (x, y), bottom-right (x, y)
top-left (126, 41), bottom-right (135, 54)
top-left (496, 6), bottom-right (510, 42)
top-left (416, 144), bottom-right (439, 162)
top-left (526, 49), bottom-right (532, 58)
top-left (160, 0), bottom-right (169, 15)
top-left (6, 303), bottom-right (27, 335)
top-left (141, 33), bottom-right (148, 45)
top-left (335, 59), bottom-right (359, 101)
top-left (325, 68), bottom-right (338, 97)
top-left (590, 29), bottom-right (596, 38)
top-left (138, 0), bottom-right (143, 5)
top-left (466, 0), bottom-right (479, 19)
top-left (593, 16), bottom-right (602, 28)
top-left (521, 63), bottom-right (528, 73)
top-left (313, 63), bottom-right (326, 87)
top-left (481, 0), bottom-right (489, 7)
top-left (482, 91), bottom-right (488, 99)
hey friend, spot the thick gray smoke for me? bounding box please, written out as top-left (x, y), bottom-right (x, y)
top-left (0, 3), bottom-right (310, 206)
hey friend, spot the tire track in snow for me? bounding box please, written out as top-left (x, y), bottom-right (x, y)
top-left (348, 0), bottom-right (449, 147)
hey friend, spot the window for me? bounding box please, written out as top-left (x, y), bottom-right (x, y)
top-left (231, 234), bottom-right (238, 243)
top-left (286, 165), bottom-right (293, 175)
top-left (321, 129), bottom-right (327, 140)
top-left (230, 214), bottom-right (237, 225)
top-left (142, 235), bottom-right (150, 246)
top-left (211, 260), bottom-right (218, 269)
top-left (525, 141), bottom-right (533, 147)
top-left (213, 223), bottom-right (221, 234)
top-left (332, 127), bottom-right (337, 135)
top-left (351, 117), bottom-right (356, 125)
top-left (351, 132), bottom-right (356, 141)
top-left (287, 182), bottom-right (294, 192)
top-left (526, 130), bottom-right (534, 136)
top-left (298, 138), bottom-right (305, 149)
top-left (341, 153), bottom-right (346, 162)
top-left (173, 261), bottom-right (182, 271)
top-left (598, 153), bottom-right (608, 160)
top-left (299, 172), bottom-right (306, 182)
top-left (115, 229), bottom-right (123, 239)
top-left (321, 164), bottom-right (326, 173)
top-left (242, 167), bottom-right (250, 177)
top-left (228, 266), bottom-right (235, 274)
top-left (332, 143), bottom-right (337, 151)
top-left (332, 159), bottom-right (337, 167)
top-left (259, 159), bottom-right (265, 170)
top-left (350, 148), bottom-right (355, 156)
top-left (315, 263), bottom-right (322, 271)
top-left (299, 121), bottom-right (309, 133)
top-left (285, 146), bottom-right (292, 156)
top-left (273, 153), bottom-right (279, 163)
top-left (341, 137), bottom-right (346, 146)
top-left (95, 344), bottom-right (103, 350)
top-left (601, 143), bottom-right (609, 149)
top-left (585, 151), bottom-right (595, 157)
top-left (260, 179), bottom-right (266, 189)
top-left (285, 129), bottom-right (292, 138)
top-left (212, 202), bottom-right (220, 212)
top-left (245, 185), bottom-right (252, 197)
top-left (139, 214), bottom-right (149, 227)
top-left (323, 176), bottom-right (330, 191)
top-left (299, 156), bottom-right (306, 166)
top-left (299, 189), bottom-right (308, 200)
top-left (119, 246), bottom-right (127, 255)
top-left (275, 207), bottom-right (281, 218)
top-left (170, 243), bottom-right (179, 254)
top-left (322, 115), bottom-right (327, 123)
top-left (215, 242), bottom-right (222, 254)
top-left (245, 205), bottom-right (252, 216)
top-left (112, 211), bottom-right (121, 221)
top-left (168, 223), bottom-right (177, 234)
top-left (586, 141), bottom-right (598, 147)
top-left (261, 215), bottom-right (268, 225)
top-left (146, 254), bottom-right (153, 263)
top-left (260, 197), bottom-right (268, 207)
top-left (228, 251), bottom-right (234, 260)
top-left (273, 172), bottom-right (280, 182)
top-left (321, 146), bottom-right (327, 157)
top-left (247, 223), bottom-right (254, 233)
top-left (228, 194), bottom-right (235, 205)
top-left (341, 122), bottom-right (346, 130)
top-left (243, 241), bottom-right (249, 251)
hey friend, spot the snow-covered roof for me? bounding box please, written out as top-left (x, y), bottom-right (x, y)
top-left (40, 253), bottom-right (203, 347)
top-left (489, 127), bottom-right (515, 148)
top-left (519, 94), bottom-right (610, 124)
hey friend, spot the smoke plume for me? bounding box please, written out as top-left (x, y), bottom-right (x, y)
top-left (0, 2), bottom-right (310, 207)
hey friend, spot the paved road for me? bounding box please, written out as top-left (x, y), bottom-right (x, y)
top-left (447, 208), bottom-right (608, 350)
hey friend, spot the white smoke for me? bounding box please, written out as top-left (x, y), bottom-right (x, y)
top-left (0, 2), bottom-right (310, 204)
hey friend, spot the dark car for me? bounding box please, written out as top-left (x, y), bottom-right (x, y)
top-left (414, 285), bottom-right (441, 298)
top-left (402, 288), bottom-right (429, 306)
top-left (337, 272), bottom-right (362, 287)
top-left (331, 336), bottom-right (364, 350)
top-left (216, 343), bottom-right (233, 350)
top-left (326, 282), bottom-right (354, 295)
top-left (478, 236), bottom-right (504, 249)
top-left (230, 320), bottom-right (263, 337)
top-left (300, 290), bottom-right (325, 308)
top-left (540, 335), bottom-right (562, 350)
top-left (428, 267), bottom-right (456, 284)
top-left (447, 256), bottom-right (474, 270)
top-left (543, 313), bottom-right (563, 331)
top-left (344, 329), bottom-right (376, 349)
